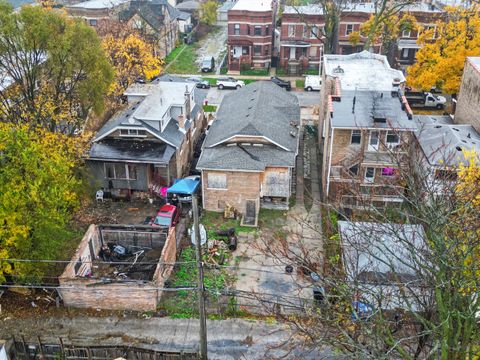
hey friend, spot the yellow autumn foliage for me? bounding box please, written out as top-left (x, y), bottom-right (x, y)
top-left (103, 33), bottom-right (163, 100)
top-left (407, 6), bottom-right (480, 94)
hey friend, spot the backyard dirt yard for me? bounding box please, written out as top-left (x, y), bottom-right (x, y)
top-left (195, 26), bottom-right (227, 72)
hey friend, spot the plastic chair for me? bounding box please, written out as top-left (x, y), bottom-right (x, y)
top-left (96, 190), bottom-right (104, 202)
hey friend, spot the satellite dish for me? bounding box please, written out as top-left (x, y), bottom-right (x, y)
top-left (128, 117), bottom-right (135, 124)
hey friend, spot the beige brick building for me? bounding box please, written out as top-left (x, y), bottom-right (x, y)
top-left (197, 82), bottom-right (300, 222)
top-left (455, 57), bottom-right (480, 132)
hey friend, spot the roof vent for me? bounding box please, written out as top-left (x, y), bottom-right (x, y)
top-left (456, 146), bottom-right (462, 151)
top-left (333, 65), bottom-right (344, 74)
top-left (453, 127), bottom-right (459, 131)
top-left (290, 130), bottom-right (296, 137)
top-left (435, 125), bottom-right (442, 128)
top-left (461, 140), bottom-right (467, 143)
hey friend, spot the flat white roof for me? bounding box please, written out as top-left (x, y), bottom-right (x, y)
top-left (231, 0), bottom-right (271, 12)
top-left (68, 0), bottom-right (128, 10)
top-left (324, 51), bottom-right (405, 91)
top-left (125, 82), bottom-right (194, 121)
top-left (284, 2), bottom-right (440, 15)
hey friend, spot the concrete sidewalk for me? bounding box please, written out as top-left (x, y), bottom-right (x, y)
top-left (0, 316), bottom-right (334, 359)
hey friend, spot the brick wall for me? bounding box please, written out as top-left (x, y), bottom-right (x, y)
top-left (202, 170), bottom-right (261, 213)
top-left (455, 58), bottom-right (480, 132)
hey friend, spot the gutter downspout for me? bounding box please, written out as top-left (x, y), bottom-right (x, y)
top-left (326, 125), bottom-right (334, 198)
top-left (201, 170), bottom-right (205, 210)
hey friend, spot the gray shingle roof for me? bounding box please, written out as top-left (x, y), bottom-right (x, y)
top-left (119, 0), bottom-right (189, 29)
top-left (203, 81), bottom-right (300, 151)
top-left (332, 90), bottom-right (416, 130)
top-left (197, 144), bottom-right (296, 171)
top-left (197, 81), bottom-right (300, 171)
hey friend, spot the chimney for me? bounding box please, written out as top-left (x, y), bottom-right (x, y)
top-left (177, 114), bottom-right (186, 130)
top-left (185, 85), bottom-right (191, 119)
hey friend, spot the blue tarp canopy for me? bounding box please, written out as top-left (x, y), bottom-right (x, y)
top-left (167, 177), bottom-right (200, 195)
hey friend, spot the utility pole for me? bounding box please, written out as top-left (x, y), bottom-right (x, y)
top-left (192, 194), bottom-right (208, 360)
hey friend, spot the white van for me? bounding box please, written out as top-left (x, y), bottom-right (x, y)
top-left (304, 75), bottom-right (322, 91)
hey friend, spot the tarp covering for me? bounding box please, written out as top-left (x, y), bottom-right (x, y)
top-left (167, 177), bottom-right (200, 195)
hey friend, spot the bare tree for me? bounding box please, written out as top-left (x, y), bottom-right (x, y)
top-left (252, 130), bottom-right (480, 359)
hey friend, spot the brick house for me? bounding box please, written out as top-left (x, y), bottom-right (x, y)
top-left (66, 0), bottom-right (130, 28)
top-left (278, 2), bottom-right (443, 73)
top-left (87, 79), bottom-right (206, 199)
top-left (319, 52), bottom-right (418, 210)
top-left (454, 57), bottom-right (480, 132)
top-left (227, 0), bottom-right (277, 72)
top-left (196, 82), bottom-right (300, 220)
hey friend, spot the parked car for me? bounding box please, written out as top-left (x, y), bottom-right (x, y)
top-left (186, 77), bottom-right (210, 89)
top-left (150, 204), bottom-right (180, 229)
top-left (270, 76), bottom-right (291, 91)
top-left (304, 75), bottom-right (322, 91)
top-left (403, 90), bottom-right (447, 109)
top-left (216, 77), bottom-right (245, 90)
top-left (200, 56), bottom-right (215, 72)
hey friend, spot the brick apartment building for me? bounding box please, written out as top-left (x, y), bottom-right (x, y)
top-left (454, 57), bottom-right (480, 132)
top-left (227, 0), bottom-right (277, 72)
top-left (278, 2), bottom-right (442, 74)
top-left (319, 52), bottom-right (417, 210)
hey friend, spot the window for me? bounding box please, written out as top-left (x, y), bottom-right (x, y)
top-left (368, 131), bottom-right (379, 151)
top-left (89, 19), bottom-right (97, 26)
top-left (364, 167), bottom-right (375, 182)
top-left (288, 25), bottom-right (296, 37)
top-left (311, 25), bottom-right (318, 39)
top-left (345, 24), bottom-right (354, 35)
top-left (402, 29), bottom-right (411, 37)
top-left (386, 131), bottom-right (400, 145)
top-left (207, 173), bottom-right (227, 189)
top-left (254, 45), bottom-right (262, 56)
top-left (242, 46), bottom-right (249, 55)
top-left (105, 163), bottom-right (137, 180)
top-left (119, 129), bottom-right (147, 137)
top-left (401, 48), bottom-right (409, 59)
top-left (264, 45), bottom-right (270, 56)
top-left (351, 130), bottom-right (361, 144)
top-left (435, 169), bottom-right (458, 181)
top-left (254, 26), bottom-right (262, 36)
top-left (309, 46), bottom-right (317, 57)
top-left (381, 167), bottom-right (395, 177)
top-left (234, 24), bottom-right (240, 35)
top-left (303, 25), bottom-right (308, 38)
top-left (266, 25), bottom-right (270, 35)
top-left (425, 25), bottom-right (436, 38)
top-left (349, 164), bottom-right (359, 176)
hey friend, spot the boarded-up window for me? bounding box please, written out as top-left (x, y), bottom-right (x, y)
top-left (207, 173), bottom-right (227, 189)
top-left (263, 171), bottom-right (289, 197)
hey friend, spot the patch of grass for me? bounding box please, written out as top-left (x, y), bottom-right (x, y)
top-left (201, 211), bottom-right (256, 236)
top-left (203, 77), bottom-right (217, 86)
top-left (303, 68), bottom-right (319, 75)
top-left (289, 196), bottom-right (296, 208)
top-left (164, 44), bottom-right (186, 64)
top-left (240, 68), bottom-right (269, 76)
top-left (203, 104), bottom-right (217, 112)
top-left (296, 79), bottom-right (305, 89)
top-left (165, 44), bottom-right (199, 74)
top-left (276, 68), bottom-right (286, 76)
top-left (239, 79), bottom-right (257, 85)
top-left (258, 209), bottom-right (286, 228)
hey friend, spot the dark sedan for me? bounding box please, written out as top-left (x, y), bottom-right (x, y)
top-left (186, 77), bottom-right (211, 89)
top-left (270, 76), bottom-right (291, 91)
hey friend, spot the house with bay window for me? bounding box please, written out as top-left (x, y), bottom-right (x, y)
top-left (227, 0), bottom-right (276, 72)
top-left (87, 79), bottom-right (206, 199)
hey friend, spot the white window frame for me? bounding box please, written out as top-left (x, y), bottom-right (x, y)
top-left (310, 25), bottom-right (318, 39)
top-left (402, 29), bottom-right (411, 38)
top-left (119, 129), bottom-right (147, 137)
top-left (364, 167), bottom-right (375, 183)
top-left (207, 172), bottom-right (227, 190)
top-left (386, 130), bottom-right (400, 146)
top-left (351, 130), bottom-right (361, 144)
top-left (254, 25), bottom-right (262, 36)
top-left (104, 163), bottom-right (137, 180)
top-left (345, 24), bottom-right (354, 36)
top-left (288, 25), bottom-right (296, 37)
top-left (368, 131), bottom-right (380, 151)
top-left (234, 24), bottom-right (240, 35)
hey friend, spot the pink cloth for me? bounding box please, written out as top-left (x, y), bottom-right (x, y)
top-left (160, 187), bottom-right (168, 197)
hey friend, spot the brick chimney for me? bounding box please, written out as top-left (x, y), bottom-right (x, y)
top-left (177, 114), bottom-right (186, 130)
top-left (184, 85), bottom-right (191, 119)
